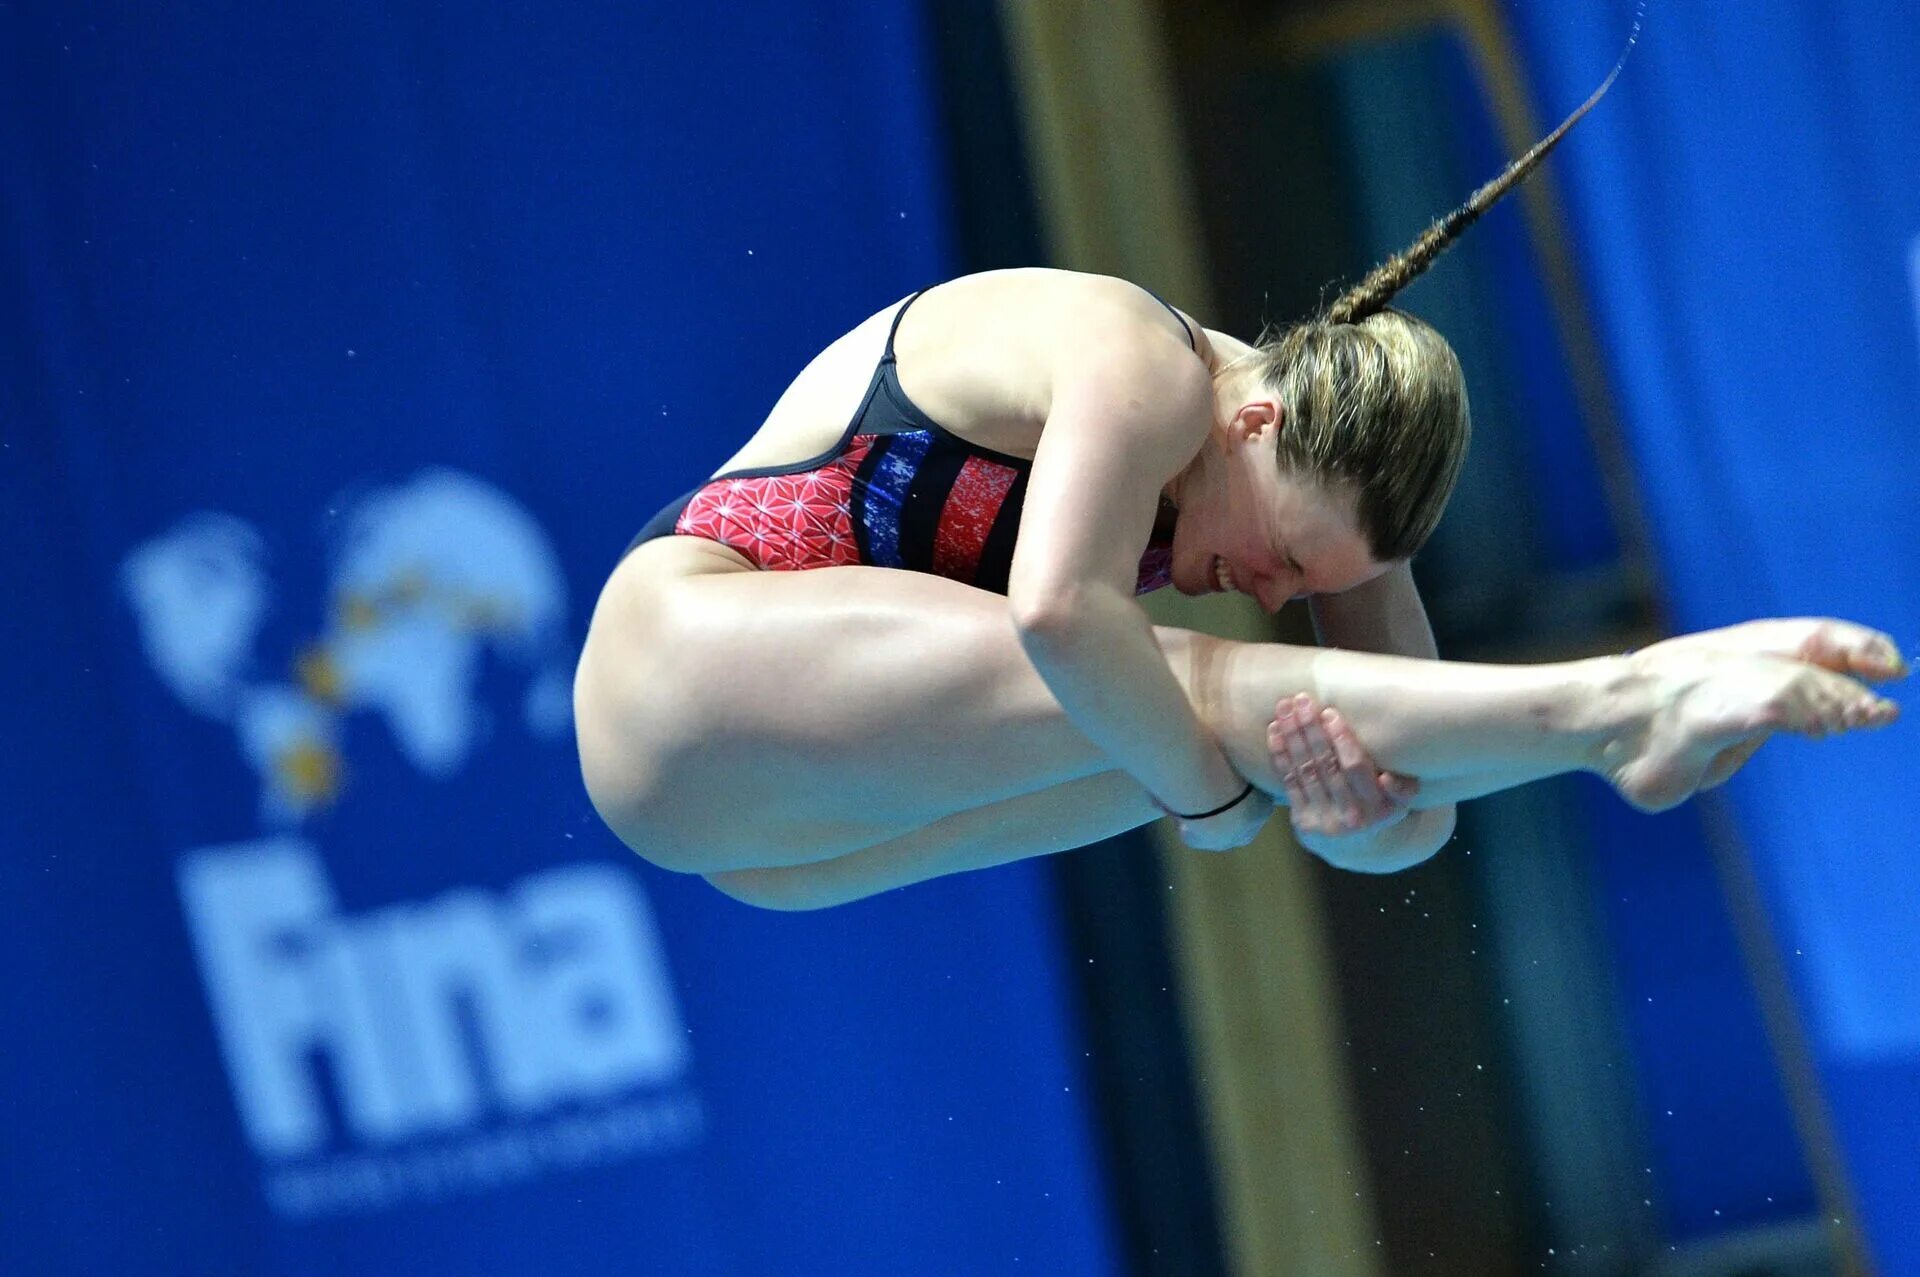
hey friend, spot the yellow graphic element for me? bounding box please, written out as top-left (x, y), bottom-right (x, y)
top-left (335, 569), bottom-right (520, 638)
top-left (391, 569), bottom-right (430, 606)
top-left (458, 596), bottom-right (523, 632)
top-left (294, 644), bottom-right (345, 706)
top-left (275, 736), bottom-right (343, 807)
top-left (339, 594), bottom-right (380, 632)
top-left (122, 473), bottom-right (576, 832)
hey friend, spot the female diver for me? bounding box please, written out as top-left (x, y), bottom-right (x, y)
top-left (572, 39), bottom-right (1904, 911)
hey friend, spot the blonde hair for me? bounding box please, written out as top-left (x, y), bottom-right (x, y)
top-left (1245, 311), bottom-right (1469, 562)
top-left (1239, 4), bottom-right (1644, 561)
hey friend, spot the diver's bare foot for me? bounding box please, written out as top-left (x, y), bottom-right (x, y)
top-left (1642, 618), bottom-right (1907, 683)
top-left (1599, 650), bottom-right (1899, 812)
top-left (1635, 620), bottom-right (1904, 789)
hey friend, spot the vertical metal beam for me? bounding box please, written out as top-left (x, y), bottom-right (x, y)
top-left (995, 2), bottom-right (1385, 1273)
top-left (994, 0), bottom-right (1211, 298)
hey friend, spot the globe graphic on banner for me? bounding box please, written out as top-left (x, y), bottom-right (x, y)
top-left (120, 468), bottom-right (575, 826)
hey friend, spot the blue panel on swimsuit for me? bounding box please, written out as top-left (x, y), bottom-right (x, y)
top-left (860, 428), bottom-right (932, 569)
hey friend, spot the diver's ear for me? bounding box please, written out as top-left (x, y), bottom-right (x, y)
top-left (1230, 397), bottom-right (1282, 443)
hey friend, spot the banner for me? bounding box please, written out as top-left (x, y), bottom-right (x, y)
top-left (0, 4), bottom-right (1119, 1272)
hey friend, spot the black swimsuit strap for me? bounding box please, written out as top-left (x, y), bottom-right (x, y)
top-left (883, 289), bottom-right (926, 362)
top-left (1143, 287), bottom-right (1196, 351)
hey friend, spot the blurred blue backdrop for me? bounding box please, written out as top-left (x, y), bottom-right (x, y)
top-left (1509, 1), bottom-right (1920, 1267)
top-left (0, 3), bottom-right (1117, 1273)
top-left (3, 0), bottom-right (1917, 1272)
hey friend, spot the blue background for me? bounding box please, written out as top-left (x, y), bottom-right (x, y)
top-left (5, 0), bottom-right (1920, 1272)
top-left (1509, 0), bottom-right (1920, 1267)
top-left (0, 3), bottom-right (1118, 1273)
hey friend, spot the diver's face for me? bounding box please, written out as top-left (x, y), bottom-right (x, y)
top-left (1176, 397), bottom-right (1390, 610)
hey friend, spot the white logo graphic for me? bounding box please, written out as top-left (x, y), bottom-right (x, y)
top-left (121, 470), bottom-right (702, 1218)
top-left (179, 839), bottom-right (700, 1216)
top-left (120, 468), bottom-right (575, 824)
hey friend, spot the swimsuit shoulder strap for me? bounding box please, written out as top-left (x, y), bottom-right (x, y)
top-left (1142, 286), bottom-right (1196, 351)
top-left (883, 289), bottom-right (927, 363)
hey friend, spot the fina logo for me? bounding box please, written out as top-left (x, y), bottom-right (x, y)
top-left (120, 469), bottom-right (701, 1219)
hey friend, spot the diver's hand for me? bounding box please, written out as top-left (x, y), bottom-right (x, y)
top-left (1268, 693), bottom-right (1419, 852)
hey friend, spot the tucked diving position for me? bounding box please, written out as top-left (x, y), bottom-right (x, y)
top-left (572, 30), bottom-right (1903, 910)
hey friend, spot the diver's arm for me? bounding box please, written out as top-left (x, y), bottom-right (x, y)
top-left (1309, 560), bottom-right (1437, 658)
top-left (1009, 333), bottom-right (1249, 824)
top-left (1303, 563), bottom-right (1458, 867)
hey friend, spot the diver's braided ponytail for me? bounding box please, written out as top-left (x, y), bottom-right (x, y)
top-left (1324, 2), bottom-right (1647, 325)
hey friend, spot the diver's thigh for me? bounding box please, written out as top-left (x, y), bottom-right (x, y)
top-left (581, 558), bottom-right (1152, 872)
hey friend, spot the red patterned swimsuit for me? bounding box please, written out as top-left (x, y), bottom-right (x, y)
top-left (625, 287), bottom-right (1189, 596)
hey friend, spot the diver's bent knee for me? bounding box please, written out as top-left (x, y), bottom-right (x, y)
top-left (1325, 846), bottom-right (1439, 875)
top-left (1312, 821), bottom-right (1452, 876)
